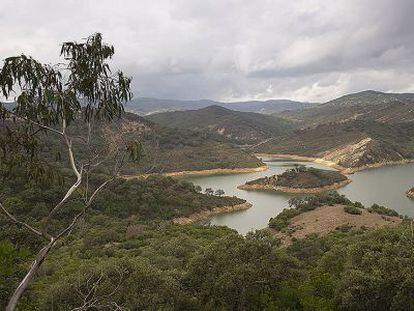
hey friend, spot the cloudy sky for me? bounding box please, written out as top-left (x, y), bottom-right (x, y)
top-left (1, 0), bottom-right (414, 102)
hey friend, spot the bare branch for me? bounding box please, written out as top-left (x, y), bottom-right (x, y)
top-left (2, 108), bottom-right (64, 137)
top-left (0, 202), bottom-right (49, 240)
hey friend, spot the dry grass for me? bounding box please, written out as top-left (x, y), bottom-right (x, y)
top-left (272, 204), bottom-right (402, 246)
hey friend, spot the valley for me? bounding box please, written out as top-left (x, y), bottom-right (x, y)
top-left (3, 7), bottom-right (414, 309)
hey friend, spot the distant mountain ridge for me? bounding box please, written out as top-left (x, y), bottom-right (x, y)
top-left (279, 90), bottom-right (414, 125)
top-left (146, 105), bottom-right (296, 144)
top-left (126, 97), bottom-right (313, 115)
top-left (322, 90), bottom-right (414, 107)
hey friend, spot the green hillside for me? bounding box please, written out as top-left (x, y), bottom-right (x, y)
top-left (147, 105), bottom-right (295, 144)
top-left (5, 111), bottom-right (264, 175)
top-left (246, 167), bottom-right (348, 189)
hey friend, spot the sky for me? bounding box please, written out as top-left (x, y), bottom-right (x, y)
top-left (1, 0), bottom-right (414, 103)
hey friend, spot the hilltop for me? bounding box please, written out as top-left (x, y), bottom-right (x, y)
top-left (147, 105), bottom-right (295, 144)
top-left (126, 97), bottom-right (312, 115)
top-left (239, 166), bottom-right (350, 193)
top-left (279, 90), bottom-right (414, 126)
top-left (268, 192), bottom-right (402, 246)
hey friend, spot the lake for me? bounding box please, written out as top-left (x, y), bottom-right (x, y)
top-left (185, 157), bottom-right (414, 234)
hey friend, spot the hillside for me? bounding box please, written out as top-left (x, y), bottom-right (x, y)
top-left (147, 105), bottom-right (295, 144)
top-left (255, 120), bottom-right (414, 171)
top-left (126, 97), bottom-right (312, 115)
top-left (4, 112), bottom-right (264, 175)
top-left (279, 90), bottom-right (414, 126)
top-left (122, 113), bottom-right (264, 173)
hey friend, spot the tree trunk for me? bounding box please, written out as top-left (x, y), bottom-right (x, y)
top-left (6, 239), bottom-right (55, 311)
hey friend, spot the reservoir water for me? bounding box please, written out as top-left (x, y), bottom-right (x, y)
top-left (185, 157), bottom-right (414, 234)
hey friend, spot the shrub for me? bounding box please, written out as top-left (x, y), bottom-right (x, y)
top-left (269, 208), bottom-right (300, 231)
top-left (344, 205), bottom-right (362, 215)
top-left (367, 204), bottom-right (399, 217)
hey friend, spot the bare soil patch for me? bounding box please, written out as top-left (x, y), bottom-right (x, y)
top-left (272, 204), bottom-right (401, 246)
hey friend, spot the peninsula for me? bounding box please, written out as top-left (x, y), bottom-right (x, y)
top-left (238, 166), bottom-right (351, 193)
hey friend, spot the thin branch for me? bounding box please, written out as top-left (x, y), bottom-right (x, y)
top-left (63, 119), bottom-right (81, 179)
top-left (2, 108), bottom-right (64, 137)
top-left (0, 202), bottom-right (49, 240)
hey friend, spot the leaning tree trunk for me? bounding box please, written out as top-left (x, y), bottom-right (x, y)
top-left (6, 239), bottom-right (55, 311)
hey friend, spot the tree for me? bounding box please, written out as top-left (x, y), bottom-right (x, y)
top-left (0, 33), bottom-right (137, 310)
top-left (204, 188), bottom-right (214, 195)
top-left (214, 189), bottom-right (225, 196)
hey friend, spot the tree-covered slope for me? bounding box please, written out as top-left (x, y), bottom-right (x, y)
top-left (147, 105), bottom-right (295, 144)
top-left (4, 111), bottom-right (264, 174)
top-left (246, 167), bottom-right (348, 189)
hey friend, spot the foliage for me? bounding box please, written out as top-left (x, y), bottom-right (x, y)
top-left (93, 175), bottom-right (244, 221)
top-left (367, 203), bottom-right (399, 217)
top-left (0, 241), bottom-right (28, 308)
top-left (247, 167), bottom-right (348, 189)
top-left (343, 205), bottom-right (362, 215)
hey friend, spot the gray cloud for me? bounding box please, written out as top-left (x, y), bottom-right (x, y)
top-left (1, 0), bottom-right (414, 102)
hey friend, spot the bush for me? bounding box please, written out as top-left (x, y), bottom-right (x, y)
top-left (344, 205), bottom-right (362, 215)
top-left (269, 209), bottom-right (300, 231)
top-left (367, 204), bottom-right (399, 217)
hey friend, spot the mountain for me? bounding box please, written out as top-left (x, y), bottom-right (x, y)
top-left (255, 119), bottom-right (414, 171)
top-left (322, 90), bottom-right (414, 107)
top-left (133, 114), bottom-right (264, 173)
top-left (23, 111), bottom-right (264, 174)
top-left (146, 105), bottom-right (296, 144)
top-left (126, 97), bottom-right (313, 115)
top-left (279, 90), bottom-right (414, 126)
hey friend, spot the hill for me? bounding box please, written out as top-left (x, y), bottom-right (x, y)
top-left (255, 120), bottom-right (414, 172)
top-left (126, 97), bottom-right (312, 115)
top-left (239, 166), bottom-right (350, 193)
top-left (2, 112), bottom-right (264, 175)
top-left (121, 113), bottom-right (265, 173)
top-left (279, 90), bottom-right (414, 126)
top-left (268, 192), bottom-right (401, 246)
top-left (147, 105), bottom-right (295, 144)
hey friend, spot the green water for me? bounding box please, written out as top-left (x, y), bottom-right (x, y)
top-left (185, 157), bottom-right (414, 234)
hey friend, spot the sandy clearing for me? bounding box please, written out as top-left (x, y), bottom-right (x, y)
top-left (272, 204), bottom-right (402, 246)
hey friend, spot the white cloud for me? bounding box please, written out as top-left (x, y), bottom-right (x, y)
top-left (1, 0), bottom-right (414, 102)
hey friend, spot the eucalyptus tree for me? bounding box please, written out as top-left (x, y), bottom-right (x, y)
top-left (0, 33), bottom-right (139, 310)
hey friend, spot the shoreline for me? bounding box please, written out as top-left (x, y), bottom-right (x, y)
top-left (255, 153), bottom-right (414, 174)
top-left (341, 159), bottom-right (414, 174)
top-left (238, 179), bottom-right (351, 194)
top-left (172, 202), bottom-right (252, 225)
top-left (255, 153), bottom-right (346, 171)
top-left (123, 165), bottom-right (268, 179)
